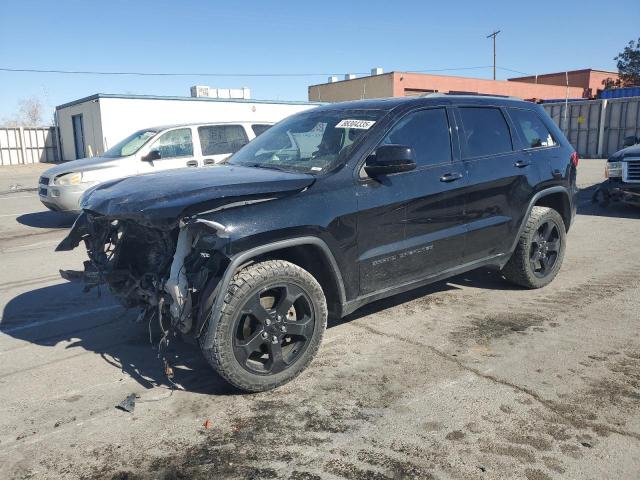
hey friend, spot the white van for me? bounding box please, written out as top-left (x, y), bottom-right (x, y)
top-left (39, 121), bottom-right (272, 213)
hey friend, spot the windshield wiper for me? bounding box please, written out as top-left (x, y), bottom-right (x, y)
top-left (243, 163), bottom-right (289, 172)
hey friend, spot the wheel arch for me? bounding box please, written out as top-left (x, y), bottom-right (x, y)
top-left (508, 186), bottom-right (572, 255)
top-left (534, 190), bottom-right (572, 232)
top-left (200, 237), bottom-right (346, 350)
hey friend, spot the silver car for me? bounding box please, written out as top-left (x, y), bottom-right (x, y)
top-left (39, 121), bottom-right (272, 213)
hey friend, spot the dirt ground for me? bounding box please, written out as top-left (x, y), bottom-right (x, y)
top-left (0, 159), bottom-right (639, 480)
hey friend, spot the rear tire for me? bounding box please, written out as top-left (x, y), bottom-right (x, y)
top-left (502, 206), bottom-right (566, 289)
top-left (200, 260), bottom-right (327, 392)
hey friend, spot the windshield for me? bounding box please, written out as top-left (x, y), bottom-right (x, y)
top-left (228, 109), bottom-right (384, 173)
top-left (102, 129), bottom-right (158, 158)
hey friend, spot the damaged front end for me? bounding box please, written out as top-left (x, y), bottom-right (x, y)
top-left (58, 212), bottom-right (230, 339)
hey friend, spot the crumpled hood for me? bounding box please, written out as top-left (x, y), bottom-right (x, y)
top-left (42, 156), bottom-right (121, 178)
top-left (81, 164), bottom-right (315, 226)
top-left (609, 144), bottom-right (640, 161)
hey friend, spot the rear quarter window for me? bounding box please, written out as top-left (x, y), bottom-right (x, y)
top-left (458, 107), bottom-right (513, 158)
top-left (508, 108), bottom-right (558, 149)
top-left (251, 124), bottom-right (272, 137)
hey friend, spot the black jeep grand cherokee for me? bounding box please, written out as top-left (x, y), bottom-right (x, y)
top-left (58, 95), bottom-right (578, 392)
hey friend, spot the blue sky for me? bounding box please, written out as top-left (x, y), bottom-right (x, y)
top-left (0, 0), bottom-right (638, 122)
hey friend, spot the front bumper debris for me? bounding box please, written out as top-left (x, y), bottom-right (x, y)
top-left (592, 180), bottom-right (640, 206)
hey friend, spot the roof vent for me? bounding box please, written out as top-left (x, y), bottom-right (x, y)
top-left (371, 67), bottom-right (383, 76)
top-left (190, 85), bottom-right (250, 99)
top-left (328, 76), bottom-right (338, 83)
top-left (345, 73), bottom-right (356, 80)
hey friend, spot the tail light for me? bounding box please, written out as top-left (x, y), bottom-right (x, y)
top-left (570, 152), bottom-right (579, 167)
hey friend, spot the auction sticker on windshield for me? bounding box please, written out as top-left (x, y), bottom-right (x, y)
top-left (335, 119), bottom-right (376, 129)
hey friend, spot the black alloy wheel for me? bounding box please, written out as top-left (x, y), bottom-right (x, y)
top-left (233, 284), bottom-right (316, 375)
top-left (200, 260), bottom-right (327, 392)
top-left (502, 206), bottom-right (567, 289)
top-left (529, 220), bottom-right (561, 278)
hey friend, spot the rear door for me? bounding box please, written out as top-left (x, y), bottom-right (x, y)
top-left (507, 106), bottom-right (562, 185)
top-left (198, 124), bottom-right (250, 166)
top-left (356, 107), bottom-right (466, 294)
top-left (456, 105), bottom-right (537, 262)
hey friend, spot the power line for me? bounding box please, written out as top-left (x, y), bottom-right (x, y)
top-left (496, 66), bottom-right (532, 76)
top-left (0, 65), bottom-right (503, 78)
top-left (0, 67), bottom-right (339, 77)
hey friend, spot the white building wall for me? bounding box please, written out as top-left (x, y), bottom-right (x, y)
top-left (56, 96), bottom-right (320, 160)
top-left (56, 100), bottom-right (103, 161)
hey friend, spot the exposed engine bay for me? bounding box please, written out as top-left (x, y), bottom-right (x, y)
top-left (59, 212), bottom-right (230, 343)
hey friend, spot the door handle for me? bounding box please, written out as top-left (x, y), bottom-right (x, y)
top-left (203, 158), bottom-right (215, 166)
top-left (440, 172), bottom-right (463, 183)
top-left (514, 160), bottom-right (531, 168)
top-left (186, 160), bottom-right (198, 167)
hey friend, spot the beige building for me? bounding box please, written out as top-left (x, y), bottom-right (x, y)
top-left (508, 69), bottom-right (619, 99)
top-left (308, 69), bottom-right (616, 103)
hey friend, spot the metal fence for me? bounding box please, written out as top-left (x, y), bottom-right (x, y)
top-left (0, 126), bottom-right (60, 166)
top-left (543, 97), bottom-right (640, 158)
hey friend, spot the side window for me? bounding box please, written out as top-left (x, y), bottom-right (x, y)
top-left (198, 125), bottom-right (249, 156)
top-left (154, 128), bottom-right (193, 158)
top-left (381, 108), bottom-right (452, 167)
top-left (251, 124), bottom-right (272, 137)
top-left (508, 108), bottom-right (557, 149)
top-left (458, 107), bottom-right (513, 158)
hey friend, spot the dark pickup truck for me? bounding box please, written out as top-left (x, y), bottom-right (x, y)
top-left (58, 94), bottom-right (578, 392)
top-left (599, 136), bottom-right (640, 205)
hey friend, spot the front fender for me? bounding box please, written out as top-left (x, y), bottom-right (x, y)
top-left (199, 236), bottom-right (345, 350)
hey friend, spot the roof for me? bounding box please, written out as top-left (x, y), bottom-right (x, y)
top-left (56, 93), bottom-right (324, 110)
top-left (508, 68), bottom-right (618, 80)
top-left (309, 94), bottom-right (533, 112)
top-left (141, 120), bottom-right (275, 131)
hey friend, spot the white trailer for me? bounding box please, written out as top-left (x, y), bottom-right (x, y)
top-left (55, 94), bottom-right (321, 161)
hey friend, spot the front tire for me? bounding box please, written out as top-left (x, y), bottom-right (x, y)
top-left (502, 206), bottom-right (566, 289)
top-left (200, 260), bottom-right (327, 392)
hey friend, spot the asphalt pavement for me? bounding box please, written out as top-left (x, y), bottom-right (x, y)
top-left (0, 159), bottom-right (639, 480)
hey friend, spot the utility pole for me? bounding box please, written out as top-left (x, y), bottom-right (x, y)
top-left (487, 30), bottom-right (501, 80)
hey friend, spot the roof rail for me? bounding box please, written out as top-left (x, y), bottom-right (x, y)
top-left (420, 92), bottom-right (522, 100)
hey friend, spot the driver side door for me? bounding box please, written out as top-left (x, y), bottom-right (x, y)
top-left (138, 127), bottom-right (197, 173)
top-left (356, 107), bottom-right (466, 295)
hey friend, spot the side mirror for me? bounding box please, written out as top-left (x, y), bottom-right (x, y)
top-left (364, 145), bottom-right (416, 177)
top-left (623, 136), bottom-right (638, 147)
top-left (142, 150), bottom-right (161, 162)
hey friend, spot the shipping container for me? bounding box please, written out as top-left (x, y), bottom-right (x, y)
top-left (599, 86), bottom-right (640, 99)
top-left (543, 96), bottom-right (640, 158)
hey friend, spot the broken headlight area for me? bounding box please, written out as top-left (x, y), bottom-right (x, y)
top-left (59, 213), bottom-right (230, 339)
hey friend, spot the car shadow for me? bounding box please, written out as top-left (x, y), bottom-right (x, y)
top-left (577, 184), bottom-right (640, 219)
top-left (3, 267), bottom-right (516, 395)
top-left (16, 211), bottom-right (78, 229)
top-left (331, 267), bottom-right (516, 327)
top-left (1, 281), bottom-right (238, 396)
